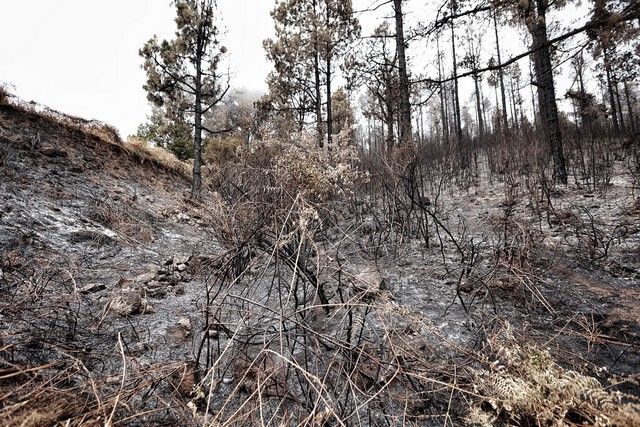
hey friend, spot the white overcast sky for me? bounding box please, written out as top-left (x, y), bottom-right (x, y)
top-left (0, 1), bottom-right (587, 137)
top-left (0, 0), bottom-right (275, 136)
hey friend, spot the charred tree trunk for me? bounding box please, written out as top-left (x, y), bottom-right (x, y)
top-left (393, 0), bottom-right (412, 145)
top-left (325, 5), bottom-right (333, 147)
top-left (624, 81), bottom-right (637, 134)
top-left (437, 34), bottom-right (449, 142)
top-left (528, 0), bottom-right (567, 184)
top-left (313, 0), bottom-right (323, 148)
top-left (494, 9), bottom-right (509, 131)
top-left (192, 25), bottom-right (204, 199)
top-left (473, 72), bottom-right (485, 137)
top-left (326, 53), bottom-right (333, 146)
top-left (615, 81), bottom-right (626, 133)
top-left (510, 77), bottom-right (520, 131)
top-left (385, 83), bottom-right (395, 151)
top-left (529, 57), bottom-right (537, 122)
top-left (450, 21), bottom-right (466, 168)
top-left (604, 48), bottom-right (620, 135)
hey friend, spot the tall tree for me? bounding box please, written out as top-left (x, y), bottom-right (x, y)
top-left (587, 0), bottom-right (639, 135)
top-left (264, 0), bottom-right (319, 138)
top-left (331, 88), bottom-right (356, 144)
top-left (351, 22), bottom-right (399, 150)
top-left (140, 0), bottom-right (228, 198)
top-left (264, 0), bottom-right (359, 147)
top-left (322, 0), bottom-right (360, 146)
top-left (493, 7), bottom-right (509, 132)
top-left (516, 0), bottom-right (568, 183)
top-left (393, 0), bottom-right (413, 145)
top-left (461, 29), bottom-right (486, 138)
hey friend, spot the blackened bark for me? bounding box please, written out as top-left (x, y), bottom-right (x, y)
top-left (529, 0), bottom-right (567, 184)
top-left (437, 34), bottom-right (449, 141)
top-left (615, 81), bottom-right (626, 132)
top-left (326, 53), bottom-right (333, 146)
top-left (385, 107), bottom-right (395, 151)
top-left (624, 81), bottom-right (636, 134)
top-left (604, 48), bottom-right (620, 135)
top-left (450, 21), bottom-right (466, 168)
top-left (473, 72), bottom-right (485, 137)
top-left (326, 5), bottom-right (333, 147)
top-left (494, 10), bottom-right (509, 131)
top-left (192, 25), bottom-right (204, 199)
top-left (450, 24), bottom-right (462, 138)
top-left (393, 0), bottom-right (412, 145)
top-left (510, 77), bottom-right (519, 131)
top-left (313, 0), bottom-right (323, 148)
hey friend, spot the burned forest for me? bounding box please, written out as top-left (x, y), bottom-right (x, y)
top-left (1, 0), bottom-right (640, 426)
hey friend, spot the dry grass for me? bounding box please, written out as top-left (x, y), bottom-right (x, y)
top-left (1, 94), bottom-right (191, 180)
top-left (124, 136), bottom-right (192, 180)
top-left (468, 324), bottom-right (640, 426)
top-left (87, 198), bottom-right (155, 244)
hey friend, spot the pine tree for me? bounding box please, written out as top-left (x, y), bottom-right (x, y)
top-left (512, 0), bottom-right (569, 183)
top-left (136, 107), bottom-right (192, 161)
top-left (351, 22), bottom-right (399, 151)
top-left (140, 0), bottom-right (228, 199)
top-left (393, 0), bottom-right (412, 145)
top-left (264, 0), bottom-right (359, 147)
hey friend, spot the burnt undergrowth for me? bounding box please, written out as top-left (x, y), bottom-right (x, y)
top-left (1, 105), bottom-right (640, 425)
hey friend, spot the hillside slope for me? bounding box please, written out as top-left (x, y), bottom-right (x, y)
top-left (1, 102), bottom-right (640, 426)
top-left (0, 103), bottom-right (223, 425)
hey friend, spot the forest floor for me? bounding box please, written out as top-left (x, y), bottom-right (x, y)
top-left (1, 103), bottom-right (639, 426)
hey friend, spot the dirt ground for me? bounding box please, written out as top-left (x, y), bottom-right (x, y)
top-left (1, 104), bottom-right (639, 426)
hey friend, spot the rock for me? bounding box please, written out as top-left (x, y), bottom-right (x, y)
top-left (167, 317), bottom-right (192, 345)
top-left (134, 272), bottom-right (156, 284)
top-left (178, 317), bottom-right (191, 330)
top-left (41, 144), bottom-right (68, 158)
top-left (397, 258), bottom-right (412, 267)
top-left (179, 272), bottom-right (192, 282)
top-left (106, 376), bottom-right (121, 385)
top-left (170, 361), bottom-right (198, 396)
top-left (176, 263), bottom-right (187, 272)
top-left (173, 284), bottom-right (186, 296)
top-left (206, 328), bottom-right (219, 339)
top-left (79, 283), bottom-right (106, 294)
top-left (69, 162), bottom-right (85, 173)
top-left (174, 255), bottom-right (191, 266)
top-left (109, 289), bottom-right (142, 316)
top-left (0, 269), bottom-right (3, 280)
top-left (159, 274), bottom-right (179, 286)
top-left (176, 212), bottom-right (190, 222)
top-left (156, 269), bottom-right (171, 279)
top-left (354, 268), bottom-right (386, 292)
top-left (116, 277), bottom-right (135, 289)
top-left (145, 281), bottom-right (167, 298)
top-left (361, 218), bottom-right (377, 235)
top-left (129, 342), bottom-right (151, 356)
top-left (164, 257), bottom-right (174, 266)
top-left (141, 298), bottom-right (155, 314)
top-left (459, 280), bottom-right (474, 294)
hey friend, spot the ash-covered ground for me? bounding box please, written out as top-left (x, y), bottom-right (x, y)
top-left (1, 103), bottom-right (639, 426)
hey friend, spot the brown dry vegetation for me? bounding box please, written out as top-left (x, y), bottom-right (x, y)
top-left (1, 102), bottom-right (640, 426)
top-left (1, 94), bottom-right (191, 179)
